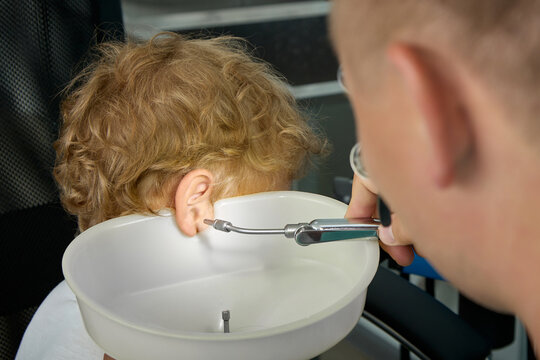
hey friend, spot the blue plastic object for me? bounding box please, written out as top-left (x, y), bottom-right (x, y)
top-left (402, 253), bottom-right (445, 281)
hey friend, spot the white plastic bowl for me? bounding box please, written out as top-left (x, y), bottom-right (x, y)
top-left (63, 191), bottom-right (379, 360)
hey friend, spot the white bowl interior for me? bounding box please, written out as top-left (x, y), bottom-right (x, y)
top-left (63, 191), bottom-right (379, 356)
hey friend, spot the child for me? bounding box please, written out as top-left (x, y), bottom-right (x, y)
top-left (16, 32), bottom-right (326, 360)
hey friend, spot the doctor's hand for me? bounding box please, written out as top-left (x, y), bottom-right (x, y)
top-left (345, 175), bottom-right (415, 266)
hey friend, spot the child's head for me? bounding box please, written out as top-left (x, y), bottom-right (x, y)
top-left (54, 32), bottom-right (326, 233)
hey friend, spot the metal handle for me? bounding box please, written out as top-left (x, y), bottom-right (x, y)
top-left (295, 218), bottom-right (379, 246)
top-left (204, 218), bottom-right (380, 246)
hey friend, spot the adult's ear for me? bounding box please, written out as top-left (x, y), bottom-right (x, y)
top-left (175, 169), bottom-right (214, 236)
top-left (387, 43), bottom-right (473, 188)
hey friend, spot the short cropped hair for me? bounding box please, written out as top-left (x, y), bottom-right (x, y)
top-left (54, 33), bottom-right (326, 231)
top-left (332, 0), bottom-right (540, 139)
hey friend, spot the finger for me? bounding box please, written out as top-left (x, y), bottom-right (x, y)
top-left (377, 214), bottom-right (415, 266)
top-left (345, 176), bottom-right (415, 266)
top-left (378, 214), bottom-right (412, 246)
top-left (379, 242), bottom-right (415, 266)
top-left (345, 175), bottom-right (378, 218)
top-left (392, 215), bottom-right (412, 243)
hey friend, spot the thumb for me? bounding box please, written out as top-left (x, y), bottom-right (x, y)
top-left (378, 215), bottom-right (415, 266)
top-left (380, 242), bottom-right (415, 266)
top-left (378, 214), bottom-right (412, 246)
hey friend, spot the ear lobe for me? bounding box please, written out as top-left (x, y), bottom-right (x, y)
top-left (387, 43), bottom-right (473, 188)
top-left (175, 169), bottom-right (214, 236)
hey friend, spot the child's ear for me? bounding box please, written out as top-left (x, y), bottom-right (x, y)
top-left (174, 169), bottom-right (214, 236)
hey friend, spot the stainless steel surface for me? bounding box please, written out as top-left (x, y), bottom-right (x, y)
top-left (203, 219), bottom-right (296, 236)
top-left (205, 218), bottom-right (379, 246)
top-left (309, 218), bottom-right (380, 231)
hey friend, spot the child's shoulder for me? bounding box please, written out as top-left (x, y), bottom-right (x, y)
top-left (15, 280), bottom-right (104, 360)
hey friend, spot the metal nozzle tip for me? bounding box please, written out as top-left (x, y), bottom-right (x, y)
top-left (205, 219), bottom-right (232, 232)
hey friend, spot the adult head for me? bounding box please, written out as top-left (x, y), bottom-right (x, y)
top-left (330, 0), bottom-right (540, 338)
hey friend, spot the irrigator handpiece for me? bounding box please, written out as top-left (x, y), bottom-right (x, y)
top-left (203, 218), bottom-right (380, 246)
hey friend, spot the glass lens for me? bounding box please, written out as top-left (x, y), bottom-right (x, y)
top-left (349, 143), bottom-right (368, 178)
top-left (337, 66), bottom-right (347, 94)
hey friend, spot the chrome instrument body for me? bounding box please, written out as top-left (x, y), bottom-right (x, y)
top-left (204, 218), bottom-right (379, 246)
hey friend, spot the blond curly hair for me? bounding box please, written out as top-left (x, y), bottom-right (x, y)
top-left (54, 32), bottom-right (326, 231)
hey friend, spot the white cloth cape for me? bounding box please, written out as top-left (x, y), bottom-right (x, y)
top-left (16, 280), bottom-right (104, 360)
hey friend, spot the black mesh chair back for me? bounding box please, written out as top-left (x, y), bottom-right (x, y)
top-left (0, 1), bottom-right (123, 358)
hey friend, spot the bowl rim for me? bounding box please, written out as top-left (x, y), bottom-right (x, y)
top-left (62, 191), bottom-right (380, 341)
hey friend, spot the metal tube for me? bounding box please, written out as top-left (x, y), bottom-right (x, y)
top-left (222, 310), bottom-right (230, 333)
top-left (205, 218), bottom-right (381, 246)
